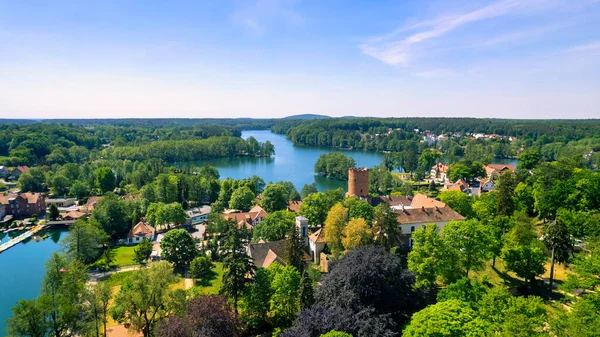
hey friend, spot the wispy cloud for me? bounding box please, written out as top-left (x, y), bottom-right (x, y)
top-left (359, 0), bottom-right (591, 68)
top-left (566, 41), bottom-right (600, 53)
top-left (232, 0), bottom-right (303, 34)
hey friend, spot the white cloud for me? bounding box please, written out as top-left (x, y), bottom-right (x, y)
top-left (359, 0), bottom-right (587, 67)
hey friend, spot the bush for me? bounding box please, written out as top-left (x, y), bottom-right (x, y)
top-left (190, 255), bottom-right (213, 279)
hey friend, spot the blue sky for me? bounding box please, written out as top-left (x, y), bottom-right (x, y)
top-left (1, 0), bottom-right (599, 119)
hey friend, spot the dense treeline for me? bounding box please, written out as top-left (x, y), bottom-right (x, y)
top-left (277, 117), bottom-right (600, 165)
top-left (105, 136), bottom-right (274, 162)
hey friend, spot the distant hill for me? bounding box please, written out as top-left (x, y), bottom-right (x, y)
top-left (282, 114), bottom-right (331, 120)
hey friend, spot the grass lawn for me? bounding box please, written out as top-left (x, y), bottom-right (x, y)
top-left (95, 245), bottom-right (139, 267)
top-left (191, 262), bottom-right (223, 295)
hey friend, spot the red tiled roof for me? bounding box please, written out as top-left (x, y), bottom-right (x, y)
top-left (127, 222), bottom-right (154, 239)
top-left (486, 164), bottom-right (515, 172)
top-left (394, 206), bottom-right (465, 225)
top-left (63, 211), bottom-right (86, 220)
top-left (309, 228), bottom-right (327, 243)
top-left (288, 200), bottom-right (303, 213)
top-left (410, 194), bottom-right (446, 209)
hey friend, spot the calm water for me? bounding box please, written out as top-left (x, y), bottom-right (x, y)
top-left (180, 130), bottom-right (385, 192)
top-left (0, 229), bottom-right (67, 334)
top-left (181, 130), bottom-right (519, 191)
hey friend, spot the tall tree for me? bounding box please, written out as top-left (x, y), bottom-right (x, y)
top-left (86, 281), bottom-right (112, 337)
top-left (221, 225), bottom-right (255, 313)
top-left (94, 167), bottom-right (116, 193)
top-left (442, 220), bottom-right (492, 279)
top-left (544, 219), bottom-right (572, 289)
top-left (6, 299), bottom-right (48, 337)
top-left (48, 203), bottom-right (59, 221)
top-left (41, 253), bottom-right (89, 337)
top-left (261, 183), bottom-right (291, 213)
top-left (134, 238), bottom-right (154, 265)
top-left (90, 193), bottom-right (129, 240)
top-left (269, 265), bottom-right (301, 328)
top-left (496, 170), bottom-right (518, 216)
top-left (341, 218), bottom-right (373, 250)
top-left (372, 204), bottom-right (400, 250)
top-left (408, 224), bottom-right (446, 288)
top-left (252, 210), bottom-right (296, 242)
top-left (229, 186), bottom-right (255, 211)
top-left (111, 261), bottom-right (183, 337)
top-left (160, 229), bottom-right (197, 270)
top-left (61, 220), bottom-right (107, 264)
top-left (300, 183), bottom-right (318, 199)
top-left (323, 203), bottom-right (348, 256)
top-left (285, 223), bottom-right (306, 272)
top-left (299, 272), bottom-right (315, 310)
top-left (439, 190), bottom-right (474, 218)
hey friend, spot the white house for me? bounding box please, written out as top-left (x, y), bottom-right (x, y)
top-left (186, 205), bottom-right (211, 225)
top-left (127, 221), bottom-right (155, 245)
top-left (308, 228), bottom-right (327, 263)
top-left (481, 179), bottom-right (495, 192)
top-left (395, 206), bottom-right (465, 247)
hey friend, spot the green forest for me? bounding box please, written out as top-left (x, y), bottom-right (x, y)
top-left (1, 117), bottom-right (600, 337)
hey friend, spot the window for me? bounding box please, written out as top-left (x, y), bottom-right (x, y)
top-left (410, 225), bottom-right (415, 233)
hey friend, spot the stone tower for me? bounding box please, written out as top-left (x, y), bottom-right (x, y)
top-left (347, 168), bottom-right (369, 198)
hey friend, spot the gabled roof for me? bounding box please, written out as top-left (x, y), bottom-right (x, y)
top-left (486, 164), bottom-right (515, 172)
top-left (127, 221), bottom-right (154, 239)
top-left (368, 195), bottom-right (413, 208)
top-left (14, 166), bottom-right (29, 173)
top-left (309, 228), bottom-right (327, 243)
top-left (288, 200), bottom-right (303, 213)
top-left (63, 211), bottom-right (86, 220)
top-left (248, 239), bottom-right (311, 268)
top-left (222, 205), bottom-right (268, 226)
top-left (394, 206), bottom-right (465, 225)
top-left (0, 192), bottom-right (43, 205)
top-left (410, 194), bottom-right (446, 209)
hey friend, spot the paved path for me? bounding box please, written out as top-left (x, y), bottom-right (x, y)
top-left (88, 265), bottom-right (142, 283)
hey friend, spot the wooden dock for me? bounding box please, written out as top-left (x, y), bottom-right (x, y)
top-left (0, 225), bottom-right (46, 254)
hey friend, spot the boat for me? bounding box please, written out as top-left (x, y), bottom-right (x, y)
top-left (42, 234), bottom-right (50, 240)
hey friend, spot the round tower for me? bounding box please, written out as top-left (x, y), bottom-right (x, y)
top-left (347, 168), bottom-right (369, 198)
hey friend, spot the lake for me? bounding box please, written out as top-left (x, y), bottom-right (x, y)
top-left (182, 130), bottom-right (519, 191)
top-left (0, 229), bottom-right (67, 335)
top-left (180, 130), bottom-right (385, 192)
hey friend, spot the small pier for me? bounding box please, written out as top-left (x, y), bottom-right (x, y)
top-left (0, 225), bottom-right (46, 254)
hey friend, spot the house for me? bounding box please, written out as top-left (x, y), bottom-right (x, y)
top-left (430, 163), bottom-right (449, 181)
top-left (369, 194), bottom-right (446, 211)
top-left (308, 228), bottom-right (327, 263)
top-left (394, 205), bottom-right (465, 247)
top-left (10, 166), bottom-right (29, 179)
top-left (247, 239), bottom-right (311, 268)
top-left (222, 205), bottom-right (268, 228)
top-left (485, 164), bottom-right (515, 180)
top-left (46, 198), bottom-right (77, 208)
top-left (80, 196), bottom-right (103, 213)
top-left (287, 200), bottom-right (303, 213)
top-left (62, 210), bottom-right (88, 221)
top-left (481, 179), bottom-right (495, 192)
top-left (186, 205), bottom-right (211, 225)
top-left (0, 192), bottom-right (46, 218)
top-left (0, 166), bottom-right (10, 177)
top-left (127, 221), bottom-right (155, 245)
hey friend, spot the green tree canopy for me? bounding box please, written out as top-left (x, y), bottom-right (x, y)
top-left (160, 229), bottom-right (197, 270)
